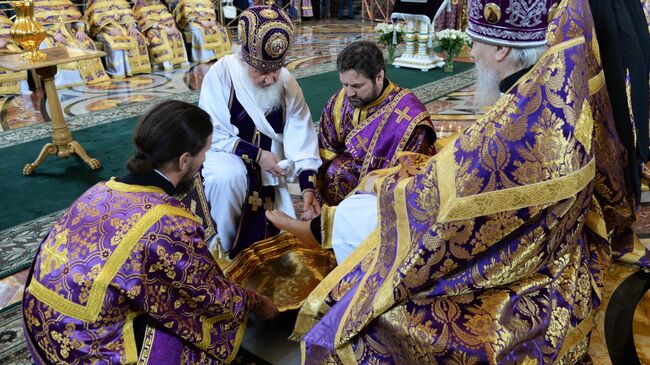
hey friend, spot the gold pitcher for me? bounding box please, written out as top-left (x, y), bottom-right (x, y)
top-left (10, 0), bottom-right (47, 62)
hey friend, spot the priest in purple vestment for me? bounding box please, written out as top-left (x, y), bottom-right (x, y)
top-left (318, 41), bottom-right (437, 206)
top-left (22, 101), bottom-right (279, 364)
top-left (273, 0), bottom-right (641, 362)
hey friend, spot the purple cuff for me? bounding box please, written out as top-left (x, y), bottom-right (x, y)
top-left (233, 140), bottom-right (261, 164)
top-left (299, 170), bottom-right (317, 193)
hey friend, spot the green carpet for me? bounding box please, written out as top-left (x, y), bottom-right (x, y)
top-left (0, 117), bottom-right (138, 231)
top-left (0, 61), bottom-right (474, 231)
top-left (302, 61), bottom-right (474, 120)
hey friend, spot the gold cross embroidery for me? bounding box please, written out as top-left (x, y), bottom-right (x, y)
top-left (263, 197), bottom-right (274, 210)
top-left (354, 135), bottom-right (369, 153)
top-left (308, 175), bottom-right (317, 185)
top-left (40, 229), bottom-right (69, 280)
top-left (241, 154), bottom-right (252, 164)
top-left (248, 191), bottom-right (263, 212)
top-left (395, 106), bottom-right (412, 124)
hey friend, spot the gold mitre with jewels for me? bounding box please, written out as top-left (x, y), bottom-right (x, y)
top-left (238, 3), bottom-right (294, 71)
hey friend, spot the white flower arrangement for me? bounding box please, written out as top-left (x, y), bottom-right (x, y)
top-left (432, 29), bottom-right (472, 58)
top-left (375, 22), bottom-right (406, 46)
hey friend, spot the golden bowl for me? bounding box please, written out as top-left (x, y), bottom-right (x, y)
top-left (224, 233), bottom-right (337, 312)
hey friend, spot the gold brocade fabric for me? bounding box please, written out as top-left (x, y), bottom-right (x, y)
top-left (292, 0), bottom-right (636, 362)
top-left (224, 233), bottom-right (337, 312)
top-left (134, 1), bottom-right (187, 65)
top-left (0, 14), bottom-right (28, 94)
top-left (33, 0), bottom-right (109, 85)
top-left (173, 0), bottom-right (231, 58)
top-left (84, 0), bottom-right (151, 75)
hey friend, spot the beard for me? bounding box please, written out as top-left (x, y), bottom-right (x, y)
top-left (474, 60), bottom-right (501, 109)
top-left (175, 171), bottom-right (196, 195)
top-left (348, 83), bottom-right (382, 108)
top-left (239, 59), bottom-right (283, 113)
top-left (252, 80), bottom-right (283, 113)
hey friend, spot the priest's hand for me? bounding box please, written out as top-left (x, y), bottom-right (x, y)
top-left (75, 29), bottom-right (89, 41)
top-left (54, 32), bottom-right (66, 43)
top-left (300, 191), bottom-right (320, 220)
top-left (259, 150), bottom-right (282, 175)
top-left (254, 294), bottom-right (279, 321)
top-left (108, 28), bottom-right (122, 37)
top-left (127, 27), bottom-right (139, 37)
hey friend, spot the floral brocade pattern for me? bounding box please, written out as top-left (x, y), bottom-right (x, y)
top-left (23, 181), bottom-right (255, 364)
top-left (297, 0), bottom-right (636, 363)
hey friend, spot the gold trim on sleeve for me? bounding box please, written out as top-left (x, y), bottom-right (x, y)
top-left (333, 89), bottom-right (346, 142)
top-left (436, 144), bottom-right (596, 223)
top-left (588, 70), bottom-right (604, 96)
top-left (337, 341), bottom-right (357, 365)
top-left (123, 311), bottom-right (143, 363)
top-left (320, 205), bottom-right (337, 250)
top-left (371, 177), bottom-right (412, 317)
top-left (319, 148), bottom-right (338, 162)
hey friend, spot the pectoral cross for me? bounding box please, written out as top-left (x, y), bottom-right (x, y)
top-left (248, 191), bottom-right (263, 212)
top-left (395, 106), bottom-right (412, 124)
top-left (354, 135), bottom-right (369, 153)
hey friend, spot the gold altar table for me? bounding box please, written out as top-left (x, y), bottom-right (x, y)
top-left (0, 47), bottom-right (106, 175)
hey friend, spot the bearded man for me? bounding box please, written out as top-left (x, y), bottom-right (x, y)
top-left (318, 41), bottom-right (436, 207)
top-left (199, 4), bottom-right (321, 259)
top-left (268, 0), bottom-right (637, 362)
top-left (22, 101), bottom-right (279, 364)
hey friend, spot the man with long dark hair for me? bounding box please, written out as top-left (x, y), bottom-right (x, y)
top-left (22, 100), bottom-right (278, 364)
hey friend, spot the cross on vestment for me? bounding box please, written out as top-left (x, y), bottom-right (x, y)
top-left (248, 191), bottom-right (263, 211)
top-left (395, 106), bottom-right (412, 124)
top-left (40, 230), bottom-right (69, 279)
top-left (355, 135), bottom-right (369, 153)
top-left (241, 154), bottom-right (252, 164)
top-left (308, 175), bottom-right (317, 185)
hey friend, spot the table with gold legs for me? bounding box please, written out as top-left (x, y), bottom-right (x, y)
top-left (0, 47), bottom-right (106, 175)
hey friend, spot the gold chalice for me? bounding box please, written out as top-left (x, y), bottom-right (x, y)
top-left (9, 0), bottom-right (48, 62)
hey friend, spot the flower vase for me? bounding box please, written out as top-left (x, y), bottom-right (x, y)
top-left (444, 52), bottom-right (455, 72)
top-left (388, 44), bottom-right (396, 64)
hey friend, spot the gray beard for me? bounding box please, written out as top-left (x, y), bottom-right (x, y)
top-left (250, 80), bottom-right (283, 113)
top-left (238, 57), bottom-right (284, 113)
top-left (474, 61), bottom-right (501, 109)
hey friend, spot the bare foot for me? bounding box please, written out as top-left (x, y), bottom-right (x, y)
top-left (265, 210), bottom-right (320, 248)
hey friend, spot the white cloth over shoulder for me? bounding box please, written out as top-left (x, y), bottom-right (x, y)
top-left (331, 193), bottom-right (379, 264)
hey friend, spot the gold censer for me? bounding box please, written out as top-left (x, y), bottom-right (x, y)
top-left (10, 0), bottom-right (47, 62)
